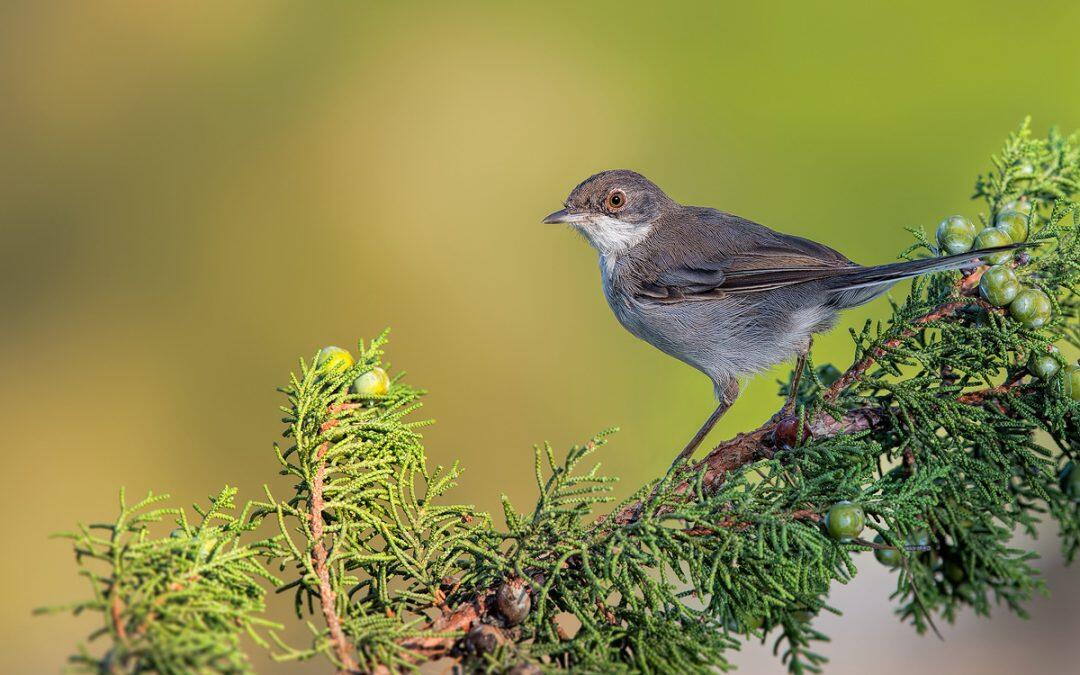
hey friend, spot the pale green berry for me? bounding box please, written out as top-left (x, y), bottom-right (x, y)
top-left (1029, 348), bottom-right (1062, 379)
top-left (825, 501), bottom-right (865, 541)
top-left (316, 346), bottom-right (354, 374)
top-left (1001, 199), bottom-right (1033, 215)
top-left (995, 209), bottom-right (1029, 243)
top-left (972, 227), bottom-right (1014, 264)
top-left (979, 265), bottom-right (1020, 307)
top-left (1008, 288), bottom-right (1052, 328)
top-left (936, 216), bottom-right (977, 255)
top-left (1064, 364), bottom-right (1080, 401)
top-left (351, 367), bottom-right (390, 397)
top-left (873, 534), bottom-right (902, 567)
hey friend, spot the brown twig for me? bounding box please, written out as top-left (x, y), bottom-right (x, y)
top-left (311, 404), bottom-right (361, 674)
top-left (956, 374), bottom-right (1029, 404)
top-left (596, 598), bottom-right (618, 626)
top-left (400, 593), bottom-right (490, 657)
top-left (682, 508), bottom-right (822, 535)
top-left (110, 593), bottom-right (128, 641)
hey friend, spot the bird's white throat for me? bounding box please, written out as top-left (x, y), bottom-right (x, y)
top-left (572, 214), bottom-right (652, 258)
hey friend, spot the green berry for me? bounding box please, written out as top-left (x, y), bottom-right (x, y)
top-left (1029, 348), bottom-right (1062, 379)
top-left (1062, 462), bottom-right (1080, 502)
top-left (825, 501), bottom-right (865, 541)
top-left (730, 615), bottom-right (763, 632)
top-left (1064, 364), bottom-right (1080, 401)
top-left (1002, 199), bottom-right (1033, 215)
top-left (197, 536), bottom-right (218, 561)
top-left (873, 534), bottom-right (902, 567)
top-left (995, 209), bottom-right (1029, 243)
top-left (943, 557), bottom-right (966, 584)
top-left (1008, 288), bottom-right (1052, 328)
top-left (350, 367), bottom-right (391, 397)
top-left (936, 216), bottom-right (977, 255)
top-left (972, 227), bottom-right (1014, 264)
top-left (979, 265), bottom-right (1020, 307)
top-left (316, 346), bottom-right (354, 374)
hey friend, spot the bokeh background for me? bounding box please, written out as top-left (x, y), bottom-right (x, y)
top-left (3, 1), bottom-right (1079, 673)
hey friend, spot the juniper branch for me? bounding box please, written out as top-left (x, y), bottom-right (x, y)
top-left (311, 405), bottom-right (362, 673)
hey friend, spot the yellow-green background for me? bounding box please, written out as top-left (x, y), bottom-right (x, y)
top-left (4, 2), bottom-right (1078, 673)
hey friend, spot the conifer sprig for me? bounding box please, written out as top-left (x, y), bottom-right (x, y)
top-left (41, 487), bottom-right (285, 674)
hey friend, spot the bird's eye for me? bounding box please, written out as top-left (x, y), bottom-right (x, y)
top-left (606, 190), bottom-right (626, 210)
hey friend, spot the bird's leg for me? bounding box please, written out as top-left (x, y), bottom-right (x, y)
top-left (782, 338), bottom-right (813, 415)
top-left (669, 380), bottom-right (740, 471)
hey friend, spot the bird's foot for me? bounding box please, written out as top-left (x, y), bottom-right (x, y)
top-left (782, 344), bottom-right (812, 416)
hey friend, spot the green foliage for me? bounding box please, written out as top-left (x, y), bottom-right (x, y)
top-left (44, 123), bottom-right (1080, 674)
top-left (40, 487), bottom-right (284, 674)
top-left (259, 332), bottom-right (487, 672)
top-left (974, 118), bottom-right (1080, 215)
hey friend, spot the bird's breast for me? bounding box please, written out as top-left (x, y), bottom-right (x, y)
top-left (599, 256), bottom-right (679, 350)
top-left (598, 255), bottom-right (642, 329)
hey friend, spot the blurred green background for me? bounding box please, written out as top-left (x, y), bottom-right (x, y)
top-left (4, 1), bottom-right (1079, 673)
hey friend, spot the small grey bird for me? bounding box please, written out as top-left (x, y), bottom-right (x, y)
top-left (543, 170), bottom-right (1013, 467)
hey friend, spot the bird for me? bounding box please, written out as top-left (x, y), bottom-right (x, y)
top-left (543, 169), bottom-right (1017, 468)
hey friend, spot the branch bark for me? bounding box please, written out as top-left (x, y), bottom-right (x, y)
top-left (110, 593), bottom-right (128, 641)
top-left (400, 594), bottom-right (491, 658)
top-left (311, 405), bottom-right (360, 674)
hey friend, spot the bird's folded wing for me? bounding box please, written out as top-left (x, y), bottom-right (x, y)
top-left (640, 238), bottom-right (860, 301)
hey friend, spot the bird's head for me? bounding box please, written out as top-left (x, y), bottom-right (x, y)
top-left (543, 169), bottom-right (671, 256)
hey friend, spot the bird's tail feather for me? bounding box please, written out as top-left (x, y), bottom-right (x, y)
top-left (825, 244), bottom-right (1024, 308)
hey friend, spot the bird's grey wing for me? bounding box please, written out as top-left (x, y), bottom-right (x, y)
top-left (639, 213), bottom-right (860, 301)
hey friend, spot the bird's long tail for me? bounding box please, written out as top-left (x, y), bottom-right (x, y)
top-left (825, 244), bottom-right (1024, 308)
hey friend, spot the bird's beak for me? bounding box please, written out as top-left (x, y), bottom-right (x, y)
top-left (542, 208), bottom-right (573, 224)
